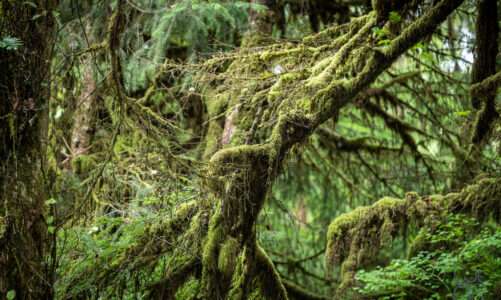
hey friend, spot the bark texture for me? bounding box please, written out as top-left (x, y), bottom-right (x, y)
top-left (0, 1), bottom-right (58, 299)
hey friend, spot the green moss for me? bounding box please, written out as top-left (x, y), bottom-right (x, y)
top-left (202, 212), bottom-right (224, 269)
top-left (200, 209), bottom-right (227, 298)
top-left (207, 144), bottom-right (271, 192)
top-left (175, 277), bottom-right (200, 300)
top-left (71, 154), bottom-right (96, 174)
top-left (446, 178), bottom-right (501, 222)
top-left (175, 201), bottom-right (198, 220)
top-left (218, 237), bottom-right (240, 278)
top-left (326, 197), bottom-right (405, 264)
top-left (203, 94), bottom-right (229, 160)
top-left (227, 246), bottom-right (249, 299)
top-left (326, 177), bottom-right (501, 297)
top-left (326, 195), bottom-right (436, 298)
top-left (226, 244), bottom-right (287, 300)
top-left (254, 245), bottom-right (288, 300)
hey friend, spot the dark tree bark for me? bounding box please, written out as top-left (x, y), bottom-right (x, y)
top-left (455, 0), bottom-right (499, 187)
top-left (469, 0), bottom-right (499, 144)
top-left (0, 1), bottom-right (58, 299)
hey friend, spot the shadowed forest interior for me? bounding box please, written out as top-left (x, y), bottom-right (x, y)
top-left (1, 0), bottom-right (501, 299)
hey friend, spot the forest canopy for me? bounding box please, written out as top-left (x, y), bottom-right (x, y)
top-left (0, 0), bottom-right (501, 299)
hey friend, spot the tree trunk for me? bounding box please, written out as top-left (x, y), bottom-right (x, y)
top-left (454, 0), bottom-right (499, 187)
top-left (100, 0), bottom-right (465, 298)
top-left (244, 0), bottom-right (282, 46)
top-left (67, 26), bottom-right (99, 174)
top-left (0, 1), bottom-right (58, 299)
top-left (197, 0), bottom-right (464, 298)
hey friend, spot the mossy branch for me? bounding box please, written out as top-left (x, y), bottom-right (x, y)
top-left (470, 70), bottom-right (501, 97)
top-left (326, 177), bottom-right (501, 296)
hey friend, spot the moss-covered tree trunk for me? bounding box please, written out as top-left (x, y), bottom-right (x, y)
top-left (104, 0), bottom-right (465, 298)
top-left (0, 1), bottom-right (58, 299)
top-left (454, 0), bottom-right (499, 187)
top-left (196, 0), bottom-right (465, 298)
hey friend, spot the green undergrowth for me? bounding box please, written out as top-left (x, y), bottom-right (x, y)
top-left (55, 188), bottom-right (199, 299)
top-left (356, 215), bottom-right (501, 300)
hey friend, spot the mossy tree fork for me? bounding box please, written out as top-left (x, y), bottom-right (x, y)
top-left (104, 0), bottom-right (468, 298)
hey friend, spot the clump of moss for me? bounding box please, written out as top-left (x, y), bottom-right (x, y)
top-left (327, 197), bottom-right (407, 267)
top-left (326, 195), bottom-right (441, 297)
top-left (326, 177), bottom-right (501, 297)
top-left (227, 246), bottom-right (250, 299)
top-left (446, 177), bottom-right (501, 222)
top-left (71, 154), bottom-right (97, 174)
top-left (206, 143), bottom-right (273, 236)
top-left (218, 237), bottom-right (240, 279)
top-left (175, 277), bottom-right (200, 300)
top-left (202, 94), bottom-right (229, 160)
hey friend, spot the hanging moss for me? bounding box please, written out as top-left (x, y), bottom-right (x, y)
top-left (64, 1), bottom-right (470, 298)
top-left (175, 276), bottom-right (200, 300)
top-left (325, 196), bottom-right (435, 297)
top-left (327, 197), bottom-right (413, 267)
top-left (218, 237), bottom-right (240, 279)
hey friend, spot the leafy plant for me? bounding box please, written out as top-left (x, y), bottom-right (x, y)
top-left (389, 11), bottom-right (402, 23)
top-left (0, 36), bottom-right (23, 50)
top-left (356, 215), bottom-right (501, 300)
top-left (123, 0), bottom-right (264, 91)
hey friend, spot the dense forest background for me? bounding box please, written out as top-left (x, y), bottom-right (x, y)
top-left (1, 0), bottom-right (501, 299)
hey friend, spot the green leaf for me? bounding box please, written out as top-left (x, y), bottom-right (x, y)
top-left (0, 36), bottom-right (23, 51)
top-left (45, 198), bottom-right (57, 206)
top-left (454, 110), bottom-right (471, 117)
top-left (47, 216), bottom-right (54, 225)
top-left (7, 290), bottom-right (16, 300)
top-left (48, 226), bottom-right (55, 234)
top-left (389, 11), bottom-right (402, 23)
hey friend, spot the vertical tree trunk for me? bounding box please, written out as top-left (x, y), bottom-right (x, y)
top-left (469, 0), bottom-right (499, 144)
top-left (454, 0), bottom-right (499, 187)
top-left (68, 26), bottom-right (99, 173)
top-left (0, 1), bottom-right (58, 299)
top-left (244, 0), bottom-right (282, 46)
